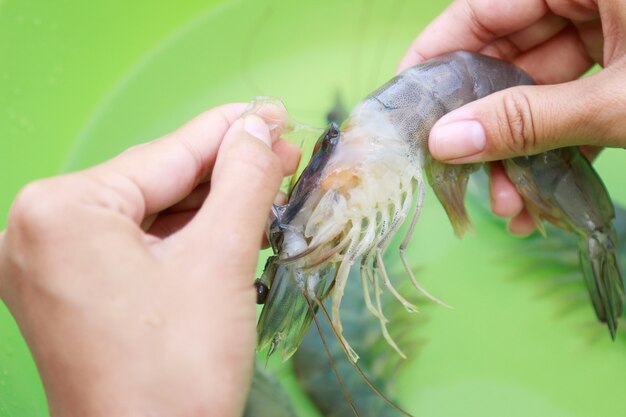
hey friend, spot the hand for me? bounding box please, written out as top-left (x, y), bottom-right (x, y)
top-left (399, 0), bottom-right (626, 236)
top-left (0, 103), bottom-right (300, 417)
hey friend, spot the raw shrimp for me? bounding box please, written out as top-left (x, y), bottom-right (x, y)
top-left (256, 51), bottom-right (624, 368)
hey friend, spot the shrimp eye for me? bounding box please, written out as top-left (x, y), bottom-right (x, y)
top-left (312, 122), bottom-right (340, 155)
top-left (254, 279), bottom-right (269, 305)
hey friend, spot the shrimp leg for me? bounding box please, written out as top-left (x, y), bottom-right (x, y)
top-left (372, 267), bottom-right (407, 359)
top-left (399, 167), bottom-right (451, 307)
top-left (375, 248), bottom-right (417, 312)
top-left (331, 233), bottom-right (360, 362)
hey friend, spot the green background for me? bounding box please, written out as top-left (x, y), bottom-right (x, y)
top-left (1, 0), bottom-right (625, 416)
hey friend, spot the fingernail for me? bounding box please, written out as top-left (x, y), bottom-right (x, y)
top-left (244, 115), bottom-right (272, 147)
top-left (431, 120), bottom-right (486, 160)
top-left (273, 191), bottom-right (287, 206)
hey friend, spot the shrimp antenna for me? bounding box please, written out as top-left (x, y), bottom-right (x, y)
top-left (311, 295), bottom-right (415, 417)
top-left (301, 290), bottom-right (361, 417)
top-left (241, 3), bottom-right (274, 96)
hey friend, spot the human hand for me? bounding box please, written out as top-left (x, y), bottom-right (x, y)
top-left (0, 103), bottom-right (300, 417)
top-left (399, 0), bottom-right (626, 235)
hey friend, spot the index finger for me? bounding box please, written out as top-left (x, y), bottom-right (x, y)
top-left (86, 103), bottom-right (287, 224)
top-left (397, 0), bottom-right (548, 72)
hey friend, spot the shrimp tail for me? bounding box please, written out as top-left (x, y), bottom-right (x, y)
top-left (426, 160), bottom-right (480, 239)
top-left (256, 257), bottom-right (329, 361)
top-left (503, 148), bottom-right (625, 338)
top-left (579, 228), bottom-right (625, 339)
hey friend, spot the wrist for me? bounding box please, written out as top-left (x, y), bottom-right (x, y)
top-left (47, 378), bottom-right (243, 417)
top-left (39, 347), bottom-right (250, 417)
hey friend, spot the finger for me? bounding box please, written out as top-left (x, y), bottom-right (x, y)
top-left (164, 182), bottom-right (211, 214)
top-left (506, 12), bottom-right (568, 53)
top-left (479, 12), bottom-right (567, 61)
top-left (483, 4), bottom-right (599, 61)
top-left (545, 0), bottom-right (599, 21)
top-left (161, 142), bottom-right (295, 247)
top-left (428, 64), bottom-right (626, 163)
top-left (574, 19), bottom-right (604, 64)
top-left (274, 139), bottom-right (301, 176)
top-left (489, 162), bottom-right (524, 218)
top-left (507, 209), bottom-right (536, 237)
top-left (154, 139), bottom-right (297, 216)
top-left (160, 132), bottom-right (297, 216)
top-left (579, 145), bottom-right (602, 161)
top-left (86, 103), bottom-right (248, 223)
top-left (147, 211), bottom-right (197, 239)
top-left (0, 230), bottom-right (6, 297)
top-left (178, 115), bottom-right (283, 275)
top-left (159, 140), bottom-right (297, 246)
top-left (397, 0), bottom-right (548, 72)
top-left (510, 24), bottom-right (594, 84)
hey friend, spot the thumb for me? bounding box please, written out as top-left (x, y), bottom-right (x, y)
top-left (428, 68), bottom-right (626, 163)
top-left (179, 114), bottom-right (283, 275)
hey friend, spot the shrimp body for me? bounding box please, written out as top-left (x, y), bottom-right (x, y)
top-left (257, 51), bottom-right (624, 361)
top-left (258, 112), bottom-right (420, 360)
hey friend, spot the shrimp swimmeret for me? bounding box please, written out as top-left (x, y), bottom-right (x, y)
top-left (254, 51), bottom-right (624, 365)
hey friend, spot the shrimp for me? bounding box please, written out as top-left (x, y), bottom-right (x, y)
top-left (502, 149), bottom-right (623, 337)
top-left (255, 51), bottom-right (624, 368)
top-left (511, 202), bottom-right (626, 334)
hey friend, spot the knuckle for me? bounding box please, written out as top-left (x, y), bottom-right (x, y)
top-left (485, 38), bottom-right (521, 60)
top-left (88, 171), bottom-right (146, 221)
top-left (497, 89), bottom-right (537, 155)
top-left (176, 136), bottom-right (205, 179)
top-left (594, 71), bottom-right (626, 138)
top-left (9, 179), bottom-right (65, 232)
top-left (8, 175), bottom-right (97, 240)
top-left (464, 0), bottom-right (497, 44)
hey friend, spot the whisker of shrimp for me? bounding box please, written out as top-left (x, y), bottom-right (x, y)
top-left (301, 289), bottom-right (362, 417)
top-left (350, 0), bottom-right (373, 102)
top-left (321, 266), bottom-right (338, 301)
top-left (241, 3), bottom-right (275, 96)
top-left (366, 0), bottom-right (407, 87)
top-left (312, 295), bottom-right (415, 417)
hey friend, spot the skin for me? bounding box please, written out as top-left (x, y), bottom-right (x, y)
top-left (0, 103), bottom-right (300, 417)
top-left (399, 0), bottom-right (626, 236)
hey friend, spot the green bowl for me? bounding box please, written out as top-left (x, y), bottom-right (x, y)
top-left (2, 1), bottom-right (625, 416)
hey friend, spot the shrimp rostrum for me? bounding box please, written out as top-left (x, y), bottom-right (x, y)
top-left (256, 51), bottom-right (625, 363)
